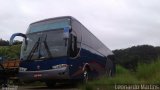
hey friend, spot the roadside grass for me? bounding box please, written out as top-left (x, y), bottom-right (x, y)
top-left (80, 59), bottom-right (160, 90)
top-left (136, 60), bottom-right (160, 84)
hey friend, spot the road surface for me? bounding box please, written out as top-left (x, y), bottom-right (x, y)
top-left (1, 84), bottom-right (79, 90)
top-left (19, 84), bottom-right (79, 90)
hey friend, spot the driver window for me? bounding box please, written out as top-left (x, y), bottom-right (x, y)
top-left (69, 34), bottom-right (78, 57)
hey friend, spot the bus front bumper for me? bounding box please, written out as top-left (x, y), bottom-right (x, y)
top-left (19, 67), bottom-right (70, 82)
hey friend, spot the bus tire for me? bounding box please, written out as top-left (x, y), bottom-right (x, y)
top-left (105, 68), bottom-right (112, 77)
top-left (83, 69), bottom-right (89, 83)
top-left (105, 58), bottom-right (115, 77)
top-left (83, 67), bottom-right (92, 83)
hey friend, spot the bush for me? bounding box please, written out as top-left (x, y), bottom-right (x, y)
top-left (0, 45), bottom-right (21, 59)
top-left (80, 59), bottom-right (160, 90)
top-left (136, 60), bottom-right (160, 84)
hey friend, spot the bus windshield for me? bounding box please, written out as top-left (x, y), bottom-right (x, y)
top-left (21, 30), bottom-right (67, 60)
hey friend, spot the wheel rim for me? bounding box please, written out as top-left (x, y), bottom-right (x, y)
top-left (84, 70), bottom-right (88, 83)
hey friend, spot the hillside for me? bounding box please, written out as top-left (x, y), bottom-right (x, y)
top-left (113, 45), bottom-right (160, 70)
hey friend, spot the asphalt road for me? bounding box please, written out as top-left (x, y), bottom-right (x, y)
top-left (18, 84), bottom-right (79, 90)
top-left (1, 84), bottom-right (79, 90)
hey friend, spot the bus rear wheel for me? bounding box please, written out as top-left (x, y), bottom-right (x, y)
top-left (105, 68), bottom-right (112, 77)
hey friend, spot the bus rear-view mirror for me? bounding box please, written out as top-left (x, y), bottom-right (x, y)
top-left (10, 33), bottom-right (27, 45)
top-left (63, 27), bottom-right (70, 46)
top-left (63, 27), bottom-right (70, 39)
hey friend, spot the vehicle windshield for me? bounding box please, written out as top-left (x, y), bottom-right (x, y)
top-left (21, 30), bottom-right (67, 60)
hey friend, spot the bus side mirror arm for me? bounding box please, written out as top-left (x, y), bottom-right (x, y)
top-left (10, 33), bottom-right (27, 45)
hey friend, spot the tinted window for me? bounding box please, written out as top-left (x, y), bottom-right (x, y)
top-left (27, 18), bottom-right (70, 34)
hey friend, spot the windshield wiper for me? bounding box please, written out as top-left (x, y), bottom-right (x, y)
top-left (26, 37), bottom-right (40, 60)
top-left (43, 35), bottom-right (52, 59)
top-left (26, 34), bottom-right (53, 60)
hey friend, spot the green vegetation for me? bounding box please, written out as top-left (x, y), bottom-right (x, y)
top-left (113, 45), bottom-right (160, 71)
top-left (0, 38), bottom-right (22, 59)
top-left (0, 45), bottom-right (21, 59)
top-left (80, 59), bottom-right (160, 90)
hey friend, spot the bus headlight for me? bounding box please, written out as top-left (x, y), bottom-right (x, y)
top-left (52, 64), bottom-right (68, 69)
top-left (19, 67), bottom-right (27, 71)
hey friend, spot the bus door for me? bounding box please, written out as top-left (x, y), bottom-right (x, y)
top-left (67, 34), bottom-right (82, 79)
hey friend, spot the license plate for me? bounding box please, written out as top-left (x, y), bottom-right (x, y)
top-left (34, 74), bottom-right (42, 78)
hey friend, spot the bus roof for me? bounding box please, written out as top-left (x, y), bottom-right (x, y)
top-left (30, 16), bottom-right (73, 25)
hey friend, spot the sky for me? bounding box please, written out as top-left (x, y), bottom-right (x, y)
top-left (0, 0), bottom-right (160, 50)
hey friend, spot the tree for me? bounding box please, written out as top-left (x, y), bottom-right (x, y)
top-left (113, 45), bottom-right (159, 71)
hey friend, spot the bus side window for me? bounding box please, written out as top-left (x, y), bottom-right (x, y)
top-left (70, 34), bottom-right (78, 57)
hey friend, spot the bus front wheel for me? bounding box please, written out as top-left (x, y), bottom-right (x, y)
top-left (83, 70), bottom-right (89, 83)
top-left (83, 68), bottom-right (92, 83)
